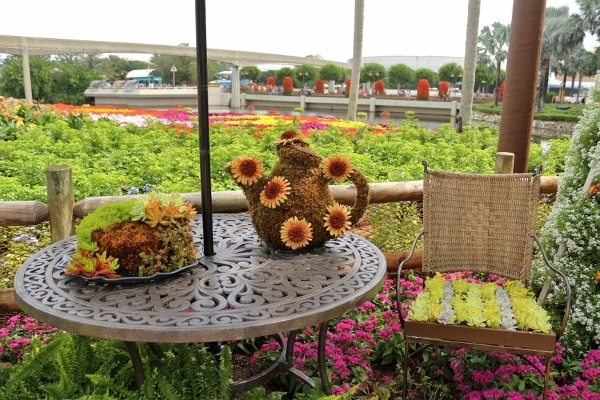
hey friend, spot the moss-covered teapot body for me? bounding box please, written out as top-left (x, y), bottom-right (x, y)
top-left (225, 131), bottom-right (369, 251)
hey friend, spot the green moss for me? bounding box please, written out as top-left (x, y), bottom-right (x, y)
top-left (75, 200), bottom-right (136, 246)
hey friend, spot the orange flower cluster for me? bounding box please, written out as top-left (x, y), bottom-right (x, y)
top-left (416, 79), bottom-right (430, 100)
top-left (588, 182), bottom-right (600, 197)
top-left (282, 76), bottom-right (294, 94)
top-left (315, 78), bottom-right (325, 94)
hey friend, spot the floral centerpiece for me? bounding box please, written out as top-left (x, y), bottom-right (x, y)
top-left (408, 274), bottom-right (552, 333)
top-left (65, 193), bottom-right (198, 279)
top-left (225, 130), bottom-right (370, 251)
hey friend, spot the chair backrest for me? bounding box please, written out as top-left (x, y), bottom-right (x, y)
top-left (421, 169), bottom-right (541, 281)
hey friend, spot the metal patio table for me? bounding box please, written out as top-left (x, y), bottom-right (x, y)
top-left (14, 213), bottom-right (386, 394)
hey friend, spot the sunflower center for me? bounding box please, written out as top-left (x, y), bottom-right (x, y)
top-left (288, 226), bottom-right (307, 242)
top-left (329, 212), bottom-right (347, 229)
top-left (264, 182), bottom-right (284, 199)
top-left (240, 160), bottom-right (257, 176)
top-left (329, 161), bottom-right (347, 177)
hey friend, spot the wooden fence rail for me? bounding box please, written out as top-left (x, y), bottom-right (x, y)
top-left (0, 165), bottom-right (561, 312)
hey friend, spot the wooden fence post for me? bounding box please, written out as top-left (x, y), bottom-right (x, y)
top-left (45, 165), bottom-right (75, 243)
top-left (495, 152), bottom-right (515, 174)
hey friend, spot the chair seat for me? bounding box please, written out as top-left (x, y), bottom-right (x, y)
top-left (404, 320), bottom-right (556, 356)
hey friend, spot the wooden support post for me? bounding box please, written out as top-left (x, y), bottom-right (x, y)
top-left (495, 152), bottom-right (515, 174)
top-left (45, 165), bottom-right (75, 243)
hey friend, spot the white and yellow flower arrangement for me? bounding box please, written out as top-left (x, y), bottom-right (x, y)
top-left (408, 274), bottom-right (552, 333)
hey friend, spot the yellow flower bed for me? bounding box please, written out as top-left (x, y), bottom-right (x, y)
top-left (408, 274), bottom-right (552, 333)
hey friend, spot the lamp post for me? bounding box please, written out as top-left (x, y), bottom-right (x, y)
top-left (298, 71), bottom-right (308, 89)
top-left (368, 71), bottom-right (379, 95)
top-left (170, 65), bottom-right (177, 87)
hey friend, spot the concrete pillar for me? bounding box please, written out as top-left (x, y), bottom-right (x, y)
top-left (369, 97), bottom-right (376, 113)
top-left (21, 37), bottom-right (32, 102)
top-left (230, 65), bottom-right (241, 110)
top-left (300, 95), bottom-right (306, 109)
top-left (450, 101), bottom-right (458, 126)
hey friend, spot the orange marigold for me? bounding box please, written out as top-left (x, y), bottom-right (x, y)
top-left (322, 154), bottom-right (354, 182)
top-left (260, 176), bottom-right (291, 208)
top-left (230, 156), bottom-right (264, 186)
top-left (323, 203), bottom-right (352, 237)
top-left (280, 216), bottom-right (313, 250)
top-left (595, 271), bottom-right (600, 281)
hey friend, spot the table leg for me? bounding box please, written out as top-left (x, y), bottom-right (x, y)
top-left (230, 331), bottom-right (315, 394)
top-left (318, 320), bottom-right (331, 395)
top-left (124, 341), bottom-right (145, 389)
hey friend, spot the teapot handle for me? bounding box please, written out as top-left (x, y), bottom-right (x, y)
top-left (347, 169), bottom-right (370, 226)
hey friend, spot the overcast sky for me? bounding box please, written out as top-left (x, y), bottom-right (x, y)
top-left (1, 0), bottom-right (595, 63)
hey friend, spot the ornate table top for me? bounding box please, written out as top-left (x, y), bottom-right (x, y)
top-left (14, 213), bottom-right (386, 343)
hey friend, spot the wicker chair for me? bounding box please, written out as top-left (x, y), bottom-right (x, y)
top-left (397, 162), bottom-right (571, 400)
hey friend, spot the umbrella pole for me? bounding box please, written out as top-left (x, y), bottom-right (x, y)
top-left (195, 0), bottom-right (214, 256)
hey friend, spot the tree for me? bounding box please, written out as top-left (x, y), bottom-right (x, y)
top-left (461, 0), bottom-right (481, 125)
top-left (0, 54), bottom-right (100, 104)
top-left (477, 21), bottom-right (510, 107)
top-left (240, 66), bottom-right (261, 83)
top-left (295, 64), bottom-right (318, 88)
top-left (275, 67), bottom-right (295, 85)
top-left (360, 62), bottom-right (386, 91)
top-left (387, 63), bottom-right (414, 94)
top-left (347, 0), bottom-right (364, 121)
top-left (319, 63), bottom-right (346, 94)
top-left (149, 44), bottom-right (196, 85)
top-left (97, 55), bottom-right (147, 81)
top-left (474, 64), bottom-right (494, 94)
top-left (437, 62), bottom-right (463, 85)
top-left (575, 0), bottom-right (600, 69)
top-left (414, 68), bottom-right (437, 86)
top-left (567, 44), bottom-right (589, 98)
top-left (537, 6), bottom-right (573, 112)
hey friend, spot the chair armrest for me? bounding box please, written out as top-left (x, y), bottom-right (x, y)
top-left (533, 235), bottom-right (572, 341)
top-left (397, 230), bottom-right (424, 328)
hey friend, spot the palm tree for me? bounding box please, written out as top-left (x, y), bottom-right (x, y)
top-left (477, 22), bottom-right (510, 107)
top-left (551, 19), bottom-right (585, 102)
top-left (575, 0), bottom-right (600, 69)
top-left (460, 0), bottom-right (481, 125)
top-left (347, 0), bottom-right (364, 121)
top-left (567, 44), bottom-right (589, 98)
top-left (537, 6), bottom-right (571, 112)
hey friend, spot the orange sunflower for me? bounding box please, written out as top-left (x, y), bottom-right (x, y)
top-left (323, 203), bottom-right (352, 237)
top-left (321, 154), bottom-right (354, 182)
top-left (260, 176), bottom-right (291, 208)
top-left (230, 156), bottom-right (264, 186)
top-left (280, 217), bottom-right (313, 250)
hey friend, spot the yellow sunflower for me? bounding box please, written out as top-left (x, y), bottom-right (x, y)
top-left (321, 154), bottom-right (354, 182)
top-left (260, 176), bottom-right (291, 208)
top-left (280, 217), bottom-right (313, 250)
top-left (323, 203), bottom-right (352, 237)
top-left (230, 156), bottom-right (264, 186)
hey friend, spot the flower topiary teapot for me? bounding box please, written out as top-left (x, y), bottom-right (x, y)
top-left (225, 130), bottom-right (370, 251)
